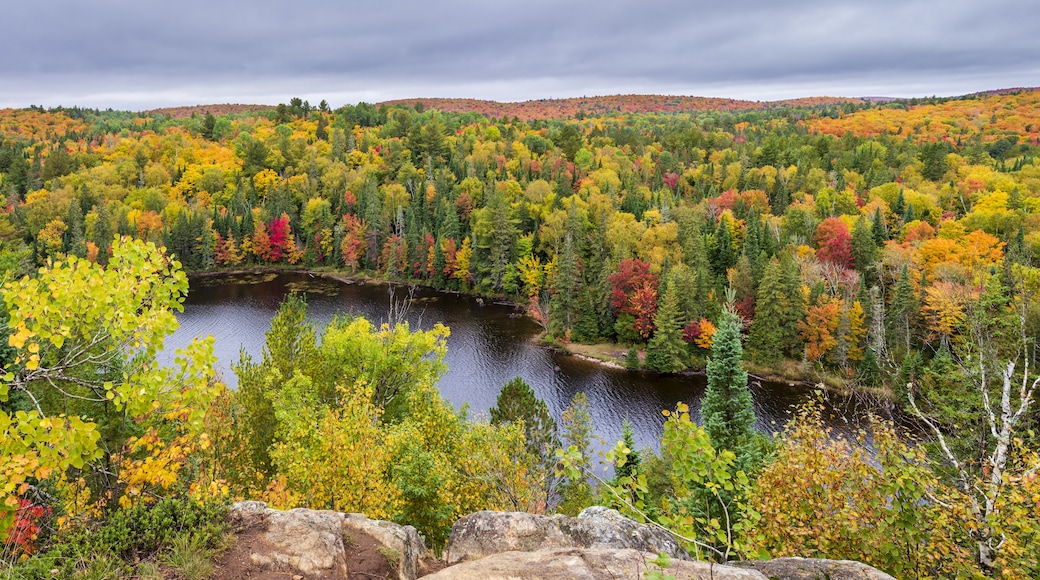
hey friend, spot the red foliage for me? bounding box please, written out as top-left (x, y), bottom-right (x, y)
top-left (682, 319), bottom-right (701, 344)
top-left (630, 281), bottom-right (659, 339)
top-left (734, 295), bottom-right (756, 321)
top-left (267, 213), bottom-right (292, 262)
top-left (662, 172), bottom-right (679, 190)
top-left (608, 259), bottom-right (658, 312)
top-left (711, 189), bottom-right (771, 215)
top-left (9, 499), bottom-right (52, 555)
top-left (339, 213), bottom-right (367, 272)
top-left (814, 217), bottom-right (854, 269)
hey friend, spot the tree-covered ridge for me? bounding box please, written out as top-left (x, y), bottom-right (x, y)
top-left (376, 94), bottom-right (865, 120)
top-left (808, 89), bottom-right (1040, 146)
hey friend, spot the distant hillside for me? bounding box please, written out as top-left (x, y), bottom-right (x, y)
top-left (145, 103), bottom-right (273, 118)
top-left (376, 94), bottom-right (864, 120)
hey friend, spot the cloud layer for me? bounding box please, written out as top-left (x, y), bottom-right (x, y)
top-left (3, 0), bottom-right (1037, 109)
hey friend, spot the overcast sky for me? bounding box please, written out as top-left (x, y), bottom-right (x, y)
top-left (2, 0), bottom-right (1037, 110)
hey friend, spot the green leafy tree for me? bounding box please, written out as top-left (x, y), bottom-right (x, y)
top-left (557, 392), bottom-right (595, 515)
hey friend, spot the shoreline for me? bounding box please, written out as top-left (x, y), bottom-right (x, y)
top-left (187, 266), bottom-right (871, 396)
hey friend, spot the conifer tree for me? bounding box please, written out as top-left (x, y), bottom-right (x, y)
top-left (887, 265), bottom-right (919, 358)
top-left (710, 218), bottom-right (736, 278)
top-left (491, 376), bottom-right (560, 465)
top-left (748, 256), bottom-right (804, 362)
top-left (550, 233), bottom-right (582, 339)
top-left (871, 207), bottom-right (887, 246)
top-left (645, 282), bottom-right (688, 373)
top-left (624, 346), bottom-right (641, 370)
top-left (702, 302), bottom-right (756, 458)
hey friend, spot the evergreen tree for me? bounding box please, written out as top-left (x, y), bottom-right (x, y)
top-left (747, 256), bottom-right (804, 362)
top-left (90, 203), bottom-right (113, 265)
top-left (702, 304), bottom-right (756, 458)
top-left (201, 112), bottom-right (216, 140)
top-left (644, 283), bottom-right (688, 373)
top-left (491, 377), bottom-right (561, 490)
top-left (709, 218), bottom-right (736, 278)
top-left (851, 215), bottom-right (878, 286)
top-left (887, 265), bottom-right (919, 358)
top-left (858, 346), bottom-right (881, 386)
top-left (550, 233), bottom-right (582, 339)
top-left (624, 346), bottom-right (641, 370)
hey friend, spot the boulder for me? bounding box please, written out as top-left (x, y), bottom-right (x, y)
top-left (443, 506), bottom-right (689, 565)
top-left (731, 557), bottom-right (897, 580)
top-left (228, 501), bottom-right (426, 580)
top-left (423, 548), bottom-right (767, 580)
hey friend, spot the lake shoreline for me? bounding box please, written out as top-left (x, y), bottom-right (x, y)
top-left (187, 266), bottom-right (870, 398)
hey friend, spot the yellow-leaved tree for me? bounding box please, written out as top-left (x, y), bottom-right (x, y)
top-left (0, 237), bottom-right (219, 540)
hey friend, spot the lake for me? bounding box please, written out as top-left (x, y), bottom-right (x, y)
top-left (164, 272), bottom-right (889, 453)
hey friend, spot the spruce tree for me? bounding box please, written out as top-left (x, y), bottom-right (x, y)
top-left (550, 233), bottom-right (582, 339)
top-left (873, 206), bottom-right (890, 245)
top-left (645, 283), bottom-right (688, 373)
top-left (710, 218), bottom-right (736, 278)
top-left (887, 265), bottom-right (918, 358)
top-left (748, 256), bottom-right (804, 362)
top-left (624, 346), bottom-right (641, 370)
top-left (702, 304), bottom-right (756, 457)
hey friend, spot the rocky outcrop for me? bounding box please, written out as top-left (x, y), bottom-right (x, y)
top-left (443, 506), bottom-right (689, 564)
top-left (229, 501), bottom-right (426, 580)
top-left (341, 512), bottom-right (426, 580)
top-left (423, 548), bottom-right (767, 580)
top-left (731, 557), bottom-right (897, 580)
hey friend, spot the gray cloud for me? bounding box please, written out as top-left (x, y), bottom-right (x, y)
top-left (2, 0), bottom-right (1037, 109)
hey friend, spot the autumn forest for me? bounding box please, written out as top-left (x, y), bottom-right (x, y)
top-left (1, 90), bottom-right (1039, 578)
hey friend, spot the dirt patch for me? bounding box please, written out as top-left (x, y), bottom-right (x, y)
top-left (342, 528), bottom-right (397, 579)
top-left (210, 521), bottom-right (290, 580)
top-left (417, 557), bottom-right (449, 577)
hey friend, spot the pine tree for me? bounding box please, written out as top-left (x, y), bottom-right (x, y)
top-left (645, 283), bottom-right (688, 373)
top-left (490, 377), bottom-right (560, 464)
top-left (702, 304), bottom-right (756, 457)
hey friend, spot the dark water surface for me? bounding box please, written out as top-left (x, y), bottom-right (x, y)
top-left (164, 272), bottom-right (887, 452)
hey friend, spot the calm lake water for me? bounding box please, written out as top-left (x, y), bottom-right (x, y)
top-left (164, 272), bottom-right (889, 453)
